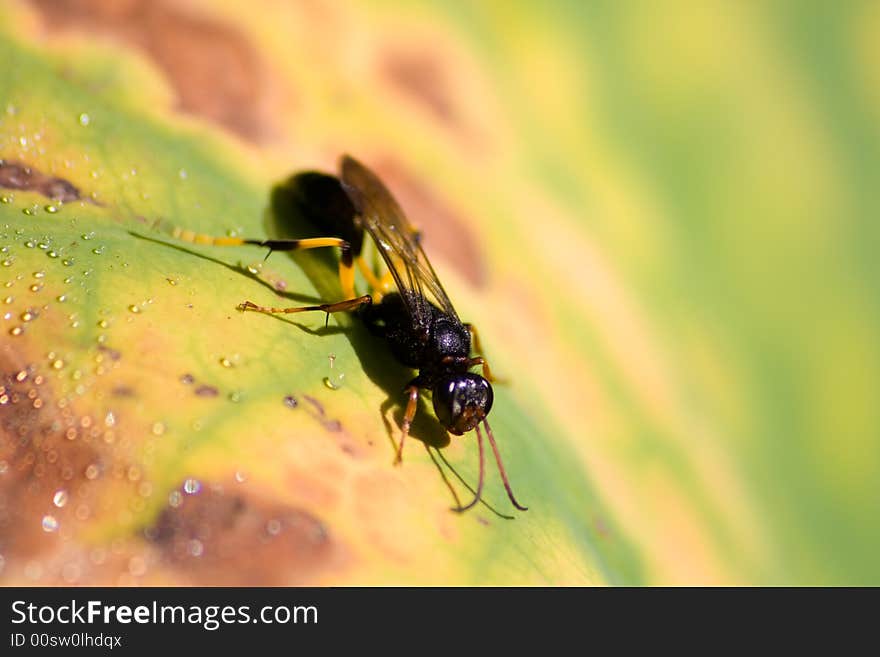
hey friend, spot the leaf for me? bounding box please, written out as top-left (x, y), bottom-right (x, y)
top-left (0, 1), bottom-right (640, 586)
top-left (3, 0), bottom-right (878, 586)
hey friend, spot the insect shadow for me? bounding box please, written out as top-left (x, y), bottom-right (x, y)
top-left (259, 182), bottom-right (452, 454)
top-left (130, 200), bottom-right (450, 454)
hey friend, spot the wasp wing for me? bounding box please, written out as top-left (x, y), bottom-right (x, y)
top-left (339, 155), bottom-right (460, 330)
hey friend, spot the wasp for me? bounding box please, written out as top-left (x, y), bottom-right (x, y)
top-left (163, 155), bottom-right (526, 513)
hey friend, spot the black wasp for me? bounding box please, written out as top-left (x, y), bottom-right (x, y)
top-left (166, 155), bottom-right (526, 513)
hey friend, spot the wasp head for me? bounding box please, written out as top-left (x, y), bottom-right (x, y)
top-left (432, 373), bottom-right (493, 435)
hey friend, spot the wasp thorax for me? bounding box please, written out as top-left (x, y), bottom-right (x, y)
top-left (433, 373), bottom-right (493, 435)
top-left (430, 317), bottom-right (470, 361)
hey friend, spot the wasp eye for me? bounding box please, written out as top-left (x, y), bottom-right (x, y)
top-left (433, 374), bottom-right (493, 435)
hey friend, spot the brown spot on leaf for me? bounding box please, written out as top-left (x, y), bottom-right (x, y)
top-left (97, 344), bottom-right (121, 361)
top-left (194, 384), bottom-right (219, 397)
top-left (111, 385), bottom-right (135, 398)
top-left (297, 394), bottom-right (361, 455)
top-left (0, 352), bottom-right (101, 567)
top-left (147, 483), bottom-right (341, 585)
top-left (372, 157), bottom-right (486, 286)
top-left (0, 160), bottom-right (85, 202)
top-left (382, 48), bottom-right (458, 126)
top-left (26, 0), bottom-right (279, 143)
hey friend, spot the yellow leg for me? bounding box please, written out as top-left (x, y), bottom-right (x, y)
top-left (464, 324), bottom-right (506, 384)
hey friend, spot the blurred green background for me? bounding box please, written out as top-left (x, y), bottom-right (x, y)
top-left (1, 0), bottom-right (878, 585)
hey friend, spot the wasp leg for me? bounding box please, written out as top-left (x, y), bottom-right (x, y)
top-left (395, 385), bottom-right (421, 465)
top-left (251, 237), bottom-right (357, 299)
top-left (441, 353), bottom-right (504, 385)
top-left (463, 323), bottom-right (507, 384)
top-left (159, 222), bottom-right (357, 299)
top-left (356, 256), bottom-right (398, 302)
top-left (355, 256), bottom-right (386, 302)
top-left (467, 356), bottom-right (503, 384)
top-left (239, 295), bottom-right (372, 317)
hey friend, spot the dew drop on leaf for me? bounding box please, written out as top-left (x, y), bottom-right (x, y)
top-left (183, 478), bottom-right (201, 495)
top-left (41, 515), bottom-right (59, 532)
top-left (53, 489), bottom-right (68, 508)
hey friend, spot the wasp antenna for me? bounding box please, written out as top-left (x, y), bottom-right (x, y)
top-left (262, 248), bottom-right (273, 262)
top-left (484, 419), bottom-right (528, 511)
top-left (455, 423), bottom-right (486, 512)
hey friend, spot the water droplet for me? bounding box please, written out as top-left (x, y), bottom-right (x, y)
top-left (84, 463), bottom-right (100, 480)
top-left (1, 258), bottom-right (14, 266)
top-left (15, 370), bottom-right (27, 382)
top-left (51, 359), bottom-right (65, 370)
top-left (20, 309), bottom-right (36, 322)
top-left (168, 490), bottom-right (182, 507)
top-left (219, 357), bottom-right (233, 368)
top-left (178, 168), bottom-right (188, 180)
top-left (29, 283), bottom-right (43, 292)
top-left (56, 294), bottom-right (67, 302)
top-left (9, 326), bottom-right (23, 336)
top-left (151, 421), bottom-right (166, 436)
top-left (33, 271), bottom-right (45, 279)
top-left (3, 295), bottom-right (11, 303)
top-left (24, 239), bottom-right (35, 248)
top-left (166, 277), bottom-right (179, 286)
top-left (22, 206), bottom-right (36, 216)
top-left (283, 395), bottom-right (298, 408)
top-left (104, 411), bottom-right (116, 427)
top-left (81, 232), bottom-right (95, 240)
top-left (266, 519), bottom-right (282, 536)
top-left (188, 539), bottom-right (203, 557)
top-left (128, 304), bottom-right (141, 314)
top-left (323, 373), bottom-right (345, 390)
top-left (234, 470), bottom-right (247, 483)
top-left (92, 246), bottom-right (105, 255)
top-left (0, 194), bottom-right (12, 203)
top-left (47, 250), bottom-right (59, 258)
top-left (78, 113), bottom-right (90, 126)
top-left (97, 319), bottom-right (108, 329)
top-left (41, 515), bottom-right (59, 532)
top-left (44, 204), bottom-right (59, 214)
top-left (53, 489), bottom-right (68, 507)
top-left (246, 262), bottom-right (262, 275)
top-left (62, 258), bottom-right (74, 267)
top-left (228, 390), bottom-right (242, 403)
top-left (183, 478), bottom-right (201, 495)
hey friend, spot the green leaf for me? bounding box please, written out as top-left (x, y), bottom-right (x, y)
top-left (0, 2), bottom-right (641, 585)
top-left (3, 0), bottom-right (878, 586)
